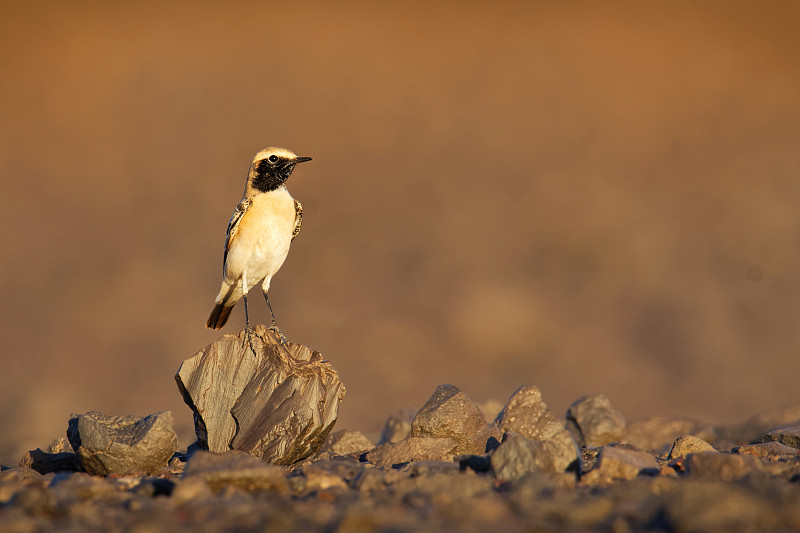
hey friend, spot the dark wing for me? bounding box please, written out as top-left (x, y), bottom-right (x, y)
top-left (223, 198), bottom-right (252, 268)
top-left (291, 199), bottom-right (303, 241)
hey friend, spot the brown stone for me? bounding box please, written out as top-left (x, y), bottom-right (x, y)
top-left (684, 452), bottom-right (761, 481)
top-left (667, 435), bottom-right (717, 460)
top-left (320, 430), bottom-right (375, 456)
top-left (734, 441), bottom-right (800, 460)
top-left (410, 384), bottom-right (490, 454)
top-left (365, 437), bottom-right (458, 468)
top-left (176, 325), bottom-right (346, 465)
top-left (494, 385), bottom-right (577, 472)
top-left (565, 393), bottom-right (626, 447)
top-left (183, 450), bottom-right (289, 493)
top-left (580, 445), bottom-right (659, 484)
top-left (759, 425), bottom-right (800, 449)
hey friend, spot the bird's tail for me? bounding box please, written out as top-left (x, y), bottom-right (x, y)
top-left (206, 301), bottom-right (235, 329)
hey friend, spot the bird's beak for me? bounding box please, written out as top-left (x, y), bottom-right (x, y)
top-left (294, 156), bottom-right (312, 164)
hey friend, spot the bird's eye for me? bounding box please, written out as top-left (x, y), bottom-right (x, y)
top-left (268, 155), bottom-right (279, 163)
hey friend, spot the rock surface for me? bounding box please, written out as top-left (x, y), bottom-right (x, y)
top-left (565, 393), bottom-right (626, 447)
top-left (320, 430), bottom-right (375, 455)
top-left (6, 386), bottom-right (800, 532)
top-left (494, 385), bottom-right (577, 472)
top-left (491, 431), bottom-right (572, 480)
top-left (410, 384), bottom-right (495, 454)
top-left (66, 411), bottom-right (177, 476)
top-left (580, 445), bottom-right (660, 483)
top-left (176, 325), bottom-right (346, 465)
top-left (667, 435), bottom-right (717, 460)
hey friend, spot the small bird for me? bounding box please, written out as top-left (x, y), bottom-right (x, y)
top-left (205, 147), bottom-right (312, 334)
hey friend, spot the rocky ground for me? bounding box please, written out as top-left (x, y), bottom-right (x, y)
top-left (3, 384), bottom-right (800, 532)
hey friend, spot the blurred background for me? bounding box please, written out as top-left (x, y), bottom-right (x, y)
top-left (2, 1), bottom-right (799, 464)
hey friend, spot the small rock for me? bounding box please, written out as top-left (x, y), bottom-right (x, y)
top-left (565, 393), bottom-right (626, 448)
top-left (19, 448), bottom-right (80, 474)
top-left (321, 429), bottom-right (375, 455)
top-left (667, 435), bottom-right (717, 460)
top-left (625, 416), bottom-right (715, 453)
top-left (67, 411), bottom-right (178, 476)
top-left (365, 437), bottom-right (458, 468)
top-left (288, 464), bottom-right (349, 496)
top-left (46, 437), bottom-right (74, 454)
top-left (579, 447), bottom-right (601, 474)
top-left (495, 385), bottom-right (577, 472)
top-left (733, 441), bottom-right (800, 460)
top-left (410, 384), bottom-right (491, 454)
top-left (378, 409), bottom-right (415, 444)
top-left (183, 450), bottom-right (288, 493)
top-left (491, 431), bottom-right (570, 481)
top-left (759, 426), bottom-right (800, 449)
top-left (684, 452), bottom-right (761, 481)
top-left (580, 445), bottom-right (659, 483)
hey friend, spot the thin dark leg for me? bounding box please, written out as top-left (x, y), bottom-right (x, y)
top-left (243, 293), bottom-right (251, 328)
top-left (263, 291), bottom-right (287, 345)
top-left (242, 293), bottom-right (258, 355)
top-left (264, 293), bottom-right (277, 327)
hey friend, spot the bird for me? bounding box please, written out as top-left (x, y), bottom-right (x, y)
top-left (205, 147), bottom-right (312, 336)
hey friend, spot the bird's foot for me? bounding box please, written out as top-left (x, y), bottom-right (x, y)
top-left (243, 325), bottom-right (258, 356)
top-left (268, 322), bottom-right (288, 346)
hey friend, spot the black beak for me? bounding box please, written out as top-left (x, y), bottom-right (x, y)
top-left (294, 156), bottom-right (312, 164)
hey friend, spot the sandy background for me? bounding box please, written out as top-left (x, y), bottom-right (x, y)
top-left (2, 1), bottom-right (800, 464)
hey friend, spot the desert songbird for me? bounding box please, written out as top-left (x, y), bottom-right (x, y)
top-left (206, 147), bottom-right (312, 333)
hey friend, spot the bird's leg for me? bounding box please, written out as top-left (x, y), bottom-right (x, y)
top-left (241, 274), bottom-right (257, 355)
top-left (263, 291), bottom-right (287, 345)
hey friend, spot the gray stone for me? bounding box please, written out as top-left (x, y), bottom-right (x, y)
top-left (365, 437), bottom-right (458, 468)
top-left (183, 450), bottom-right (289, 493)
top-left (759, 425), bottom-right (800, 449)
top-left (684, 452), bottom-right (762, 481)
top-left (176, 325), bottom-right (346, 465)
top-left (491, 431), bottom-right (573, 481)
top-left (667, 435), bottom-right (717, 460)
top-left (378, 408), bottom-right (415, 444)
top-left (733, 441), bottom-right (800, 460)
top-left (565, 393), bottom-right (626, 448)
top-left (580, 445), bottom-right (659, 483)
top-left (410, 384), bottom-right (491, 454)
top-left (66, 411), bottom-right (177, 476)
top-left (494, 385), bottom-right (578, 472)
top-left (321, 429), bottom-right (375, 455)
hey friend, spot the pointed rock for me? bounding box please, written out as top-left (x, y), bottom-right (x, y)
top-left (176, 325), bottom-right (346, 465)
top-left (565, 393), bottom-right (626, 448)
top-left (495, 385), bottom-right (577, 472)
top-left (411, 384), bottom-right (496, 455)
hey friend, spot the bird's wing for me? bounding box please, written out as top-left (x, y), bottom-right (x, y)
top-left (223, 198), bottom-right (252, 268)
top-left (291, 199), bottom-right (303, 241)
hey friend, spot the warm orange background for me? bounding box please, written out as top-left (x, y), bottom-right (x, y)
top-left (2, 1), bottom-right (799, 464)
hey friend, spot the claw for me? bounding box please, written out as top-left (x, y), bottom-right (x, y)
top-left (268, 323), bottom-right (288, 346)
top-left (243, 325), bottom-right (258, 356)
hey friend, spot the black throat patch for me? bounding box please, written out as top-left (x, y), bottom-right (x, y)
top-left (251, 159), bottom-right (296, 192)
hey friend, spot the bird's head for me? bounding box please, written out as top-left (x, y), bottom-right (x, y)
top-left (249, 147), bottom-right (312, 192)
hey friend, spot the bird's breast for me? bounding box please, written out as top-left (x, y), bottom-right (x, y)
top-left (226, 188), bottom-right (296, 279)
